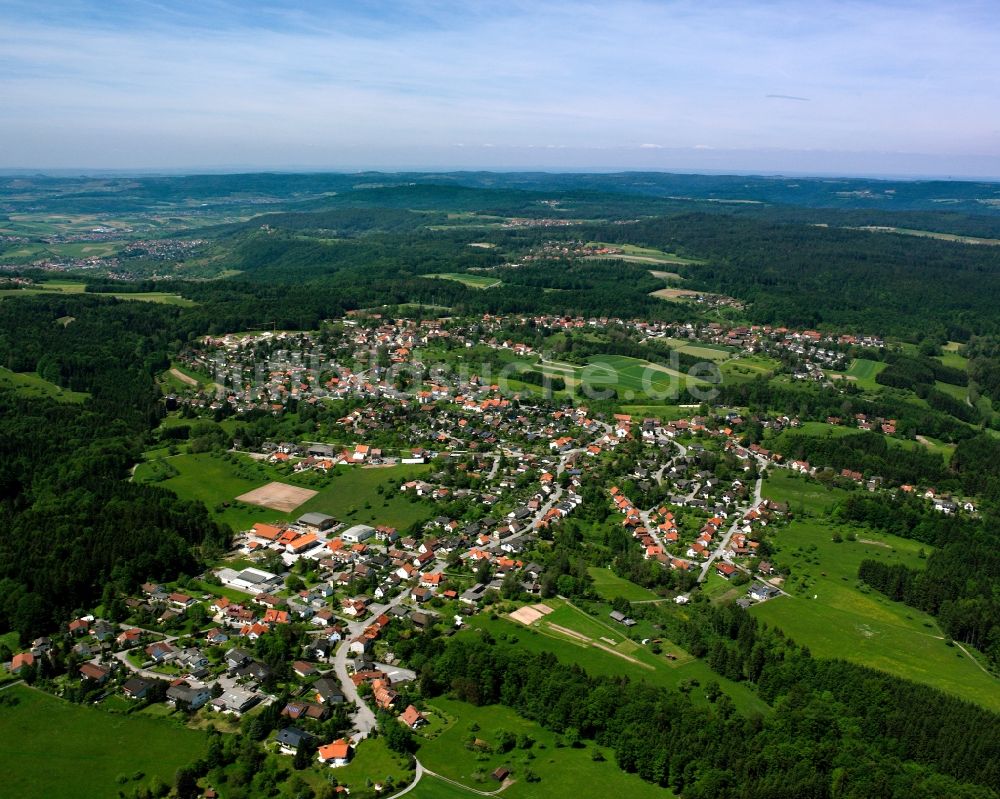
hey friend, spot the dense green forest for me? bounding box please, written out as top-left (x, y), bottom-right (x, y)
top-left (0, 297), bottom-right (230, 642)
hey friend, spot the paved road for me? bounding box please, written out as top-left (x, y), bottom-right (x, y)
top-left (384, 758), bottom-right (424, 799)
top-left (332, 586), bottom-right (416, 742)
top-left (697, 474), bottom-right (763, 583)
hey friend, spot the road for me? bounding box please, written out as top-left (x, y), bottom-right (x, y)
top-left (697, 473), bottom-right (763, 583)
top-left (332, 585), bottom-right (418, 742)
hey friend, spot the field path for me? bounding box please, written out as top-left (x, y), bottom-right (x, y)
top-left (420, 765), bottom-right (508, 796)
top-left (169, 368), bottom-right (198, 387)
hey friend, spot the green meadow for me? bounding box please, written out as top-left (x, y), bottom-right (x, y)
top-left (587, 566), bottom-right (661, 602)
top-left (134, 450), bottom-right (434, 531)
top-left (0, 280), bottom-right (194, 306)
top-left (427, 272), bottom-right (502, 289)
top-left (838, 358), bottom-right (887, 390)
top-left (0, 684), bottom-right (207, 799)
top-left (466, 598), bottom-right (769, 717)
top-left (587, 241), bottom-right (703, 265)
top-left (756, 478), bottom-right (1000, 711)
top-left (415, 696), bottom-right (675, 799)
top-left (0, 367), bottom-right (90, 403)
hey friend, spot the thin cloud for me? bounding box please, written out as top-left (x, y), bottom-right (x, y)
top-left (0, 1), bottom-right (998, 172)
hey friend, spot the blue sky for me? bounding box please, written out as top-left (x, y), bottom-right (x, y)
top-left (1, 0), bottom-right (999, 176)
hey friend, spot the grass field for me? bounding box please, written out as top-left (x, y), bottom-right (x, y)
top-left (427, 272), bottom-right (502, 289)
top-left (854, 226), bottom-right (1000, 246)
top-left (587, 241), bottom-right (703, 265)
top-left (468, 598), bottom-right (769, 716)
top-left (0, 368), bottom-right (90, 403)
top-left (0, 684), bottom-right (207, 799)
top-left (665, 338), bottom-right (733, 362)
top-left (837, 358), bottom-right (887, 390)
top-left (720, 355), bottom-right (780, 384)
top-left (584, 354), bottom-right (711, 396)
top-left (756, 477), bottom-right (1000, 711)
top-left (531, 354), bottom-right (712, 402)
top-left (0, 280), bottom-right (194, 305)
top-left (134, 451), bottom-right (434, 531)
top-left (615, 404), bottom-right (700, 420)
top-left (762, 470), bottom-right (850, 515)
top-left (311, 736), bottom-right (413, 795)
top-left (416, 697), bottom-right (675, 799)
top-left (936, 342), bottom-right (969, 371)
top-left (587, 567), bottom-right (661, 602)
top-left (934, 380), bottom-right (968, 401)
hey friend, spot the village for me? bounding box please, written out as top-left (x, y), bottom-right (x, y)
top-left (3, 309), bottom-right (981, 798)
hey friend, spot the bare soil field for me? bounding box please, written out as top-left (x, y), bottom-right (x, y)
top-left (509, 603), bottom-right (554, 625)
top-left (236, 481), bottom-right (318, 512)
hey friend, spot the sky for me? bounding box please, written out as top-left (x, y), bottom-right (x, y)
top-left (1, 0), bottom-right (999, 177)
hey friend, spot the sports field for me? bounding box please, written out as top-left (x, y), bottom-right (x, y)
top-left (235, 481), bottom-right (318, 512)
top-left (0, 684), bottom-right (206, 799)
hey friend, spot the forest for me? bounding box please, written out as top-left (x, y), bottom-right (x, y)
top-left (0, 296), bottom-right (230, 642)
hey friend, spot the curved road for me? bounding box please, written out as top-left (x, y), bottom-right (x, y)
top-left (333, 586), bottom-right (419, 742)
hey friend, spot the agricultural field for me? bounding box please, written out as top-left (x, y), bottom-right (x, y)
top-left (133, 450), bottom-right (434, 532)
top-left (586, 241), bottom-right (703, 265)
top-left (0, 280), bottom-right (194, 305)
top-left (427, 272), bottom-right (502, 289)
top-left (665, 338), bottom-right (733, 362)
top-left (0, 684), bottom-right (207, 799)
top-left (0, 368), bottom-right (90, 403)
top-left (414, 696), bottom-right (675, 799)
top-left (756, 479), bottom-right (1000, 711)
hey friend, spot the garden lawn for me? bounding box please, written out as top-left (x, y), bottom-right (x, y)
top-left (0, 684), bottom-right (207, 799)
